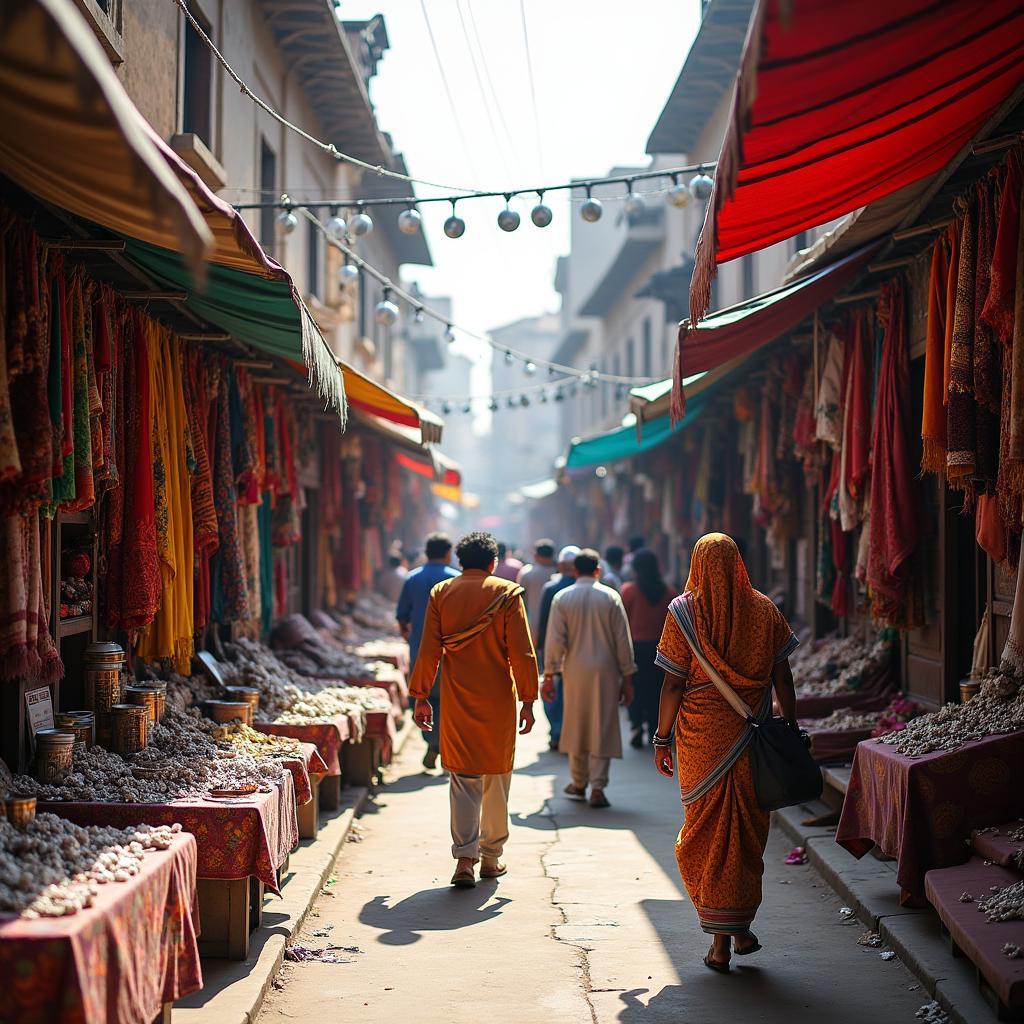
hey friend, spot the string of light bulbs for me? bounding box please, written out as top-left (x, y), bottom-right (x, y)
top-left (416, 374), bottom-right (640, 417)
top-left (298, 206), bottom-right (664, 387)
top-left (173, 0), bottom-right (716, 211)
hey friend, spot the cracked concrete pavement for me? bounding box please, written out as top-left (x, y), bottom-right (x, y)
top-left (259, 718), bottom-right (929, 1024)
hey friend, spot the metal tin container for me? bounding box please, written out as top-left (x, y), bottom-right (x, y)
top-left (34, 729), bottom-right (75, 783)
top-left (960, 679), bottom-right (981, 703)
top-left (83, 641), bottom-right (126, 714)
top-left (204, 700), bottom-right (253, 726)
top-left (4, 794), bottom-right (36, 828)
top-left (125, 685), bottom-right (159, 726)
top-left (223, 686), bottom-right (260, 722)
top-left (109, 703), bottom-right (149, 755)
top-left (56, 710), bottom-right (95, 751)
top-left (138, 682), bottom-right (167, 722)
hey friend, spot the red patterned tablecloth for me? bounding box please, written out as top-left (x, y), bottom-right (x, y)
top-left (39, 778), bottom-right (297, 895)
top-left (255, 716), bottom-right (351, 777)
top-left (802, 723), bottom-right (874, 764)
top-left (281, 742), bottom-right (328, 805)
top-left (351, 639), bottom-right (410, 677)
top-left (0, 832), bottom-right (201, 1024)
top-left (365, 709), bottom-right (396, 764)
top-left (836, 730), bottom-right (1024, 902)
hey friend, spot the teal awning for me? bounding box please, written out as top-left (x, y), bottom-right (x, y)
top-left (119, 237), bottom-right (346, 417)
top-left (566, 392), bottom-right (708, 469)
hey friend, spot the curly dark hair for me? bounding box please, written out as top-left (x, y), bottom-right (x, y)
top-left (424, 532), bottom-right (453, 560)
top-left (455, 531), bottom-right (499, 570)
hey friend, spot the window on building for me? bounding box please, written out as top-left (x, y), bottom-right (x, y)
top-left (661, 324), bottom-right (670, 376)
top-left (642, 318), bottom-right (652, 377)
top-left (259, 139), bottom-right (276, 252)
top-left (182, 6), bottom-right (213, 147)
top-left (601, 360), bottom-right (608, 418)
top-left (625, 338), bottom-right (635, 380)
top-left (306, 218), bottom-right (321, 298)
top-left (794, 228), bottom-right (810, 252)
top-left (613, 352), bottom-right (621, 381)
top-left (742, 254), bottom-right (755, 298)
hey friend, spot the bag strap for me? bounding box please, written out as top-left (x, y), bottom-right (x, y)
top-left (676, 598), bottom-right (756, 724)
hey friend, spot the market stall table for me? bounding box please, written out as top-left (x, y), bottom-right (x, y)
top-left (255, 714), bottom-right (353, 809)
top-left (39, 778), bottom-right (298, 959)
top-left (283, 741), bottom-right (328, 839)
top-left (836, 730), bottom-right (1024, 903)
top-left (341, 708), bottom-right (397, 786)
top-left (0, 831), bottom-right (201, 1024)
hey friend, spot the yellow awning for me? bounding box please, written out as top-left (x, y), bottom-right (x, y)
top-left (342, 362), bottom-right (443, 444)
top-left (0, 0), bottom-right (212, 276)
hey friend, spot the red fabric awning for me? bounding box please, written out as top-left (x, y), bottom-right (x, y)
top-left (672, 243), bottom-right (878, 420)
top-left (690, 0), bottom-right (1024, 323)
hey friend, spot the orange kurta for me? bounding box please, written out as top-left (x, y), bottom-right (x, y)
top-left (409, 569), bottom-right (539, 775)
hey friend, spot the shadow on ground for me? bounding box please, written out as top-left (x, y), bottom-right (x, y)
top-left (359, 886), bottom-right (512, 945)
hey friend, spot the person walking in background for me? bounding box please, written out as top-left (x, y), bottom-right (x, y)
top-left (517, 539), bottom-right (556, 640)
top-left (535, 545), bottom-right (579, 750)
top-left (543, 549), bottom-right (636, 808)
top-left (409, 533), bottom-right (538, 888)
top-left (377, 551), bottom-right (408, 604)
top-left (621, 549), bottom-right (673, 748)
top-left (602, 545), bottom-right (624, 591)
top-left (397, 532), bottom-right (460, 770)
top-left (621, 536), bottom-right (646, 582)
top-left (652, 533), bottom-right (799, 972)
top-left (494, 542), bottom-right (524, 582)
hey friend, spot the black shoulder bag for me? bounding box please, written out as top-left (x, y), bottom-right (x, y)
top-left (680, 629), bottom-right (822, 811)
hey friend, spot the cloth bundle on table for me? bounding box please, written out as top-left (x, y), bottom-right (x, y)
top-left (655, 533), bottom-right (798, 936)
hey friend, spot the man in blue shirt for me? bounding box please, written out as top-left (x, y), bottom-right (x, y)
top-left (397, 532), bottom-right (460, 769)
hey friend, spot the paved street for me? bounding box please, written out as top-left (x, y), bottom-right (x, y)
top-left (261, 719), bottom-right (927, 1024)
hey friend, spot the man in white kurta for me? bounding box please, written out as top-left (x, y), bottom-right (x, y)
top-left (542, 548), bottom-right (636, 807)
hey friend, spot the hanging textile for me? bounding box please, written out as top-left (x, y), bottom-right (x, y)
top-left (239, 503), bottom-right (261, 622)
top-left (1005, 168), bottom-right (1024, 500)
top-left (182, 348), bottom-right (218, 631)
top-left (982, 149), bottom-right (1022, 343)
top-left (921, 232), bottom-right (952, 474)
top-left (844, 311), bottom-right (873, 506)
top-left (209, 360), bottom-right (249, 624)
top-left (976, 492), bottom-right (1008, 564)
top-left (62, 276), bottom-right (96, 512)
top-left (1003, 547), bottom-right (1024, 673)
top-left (814, 333), bottom-right (844, 448)
top-left (867, 280), bottom-right (920, 628)
top-left (974, 178), bottom-right (1002, 490)
top-left (0, 225), bottom-right (21, 485)
top-left (257, 493), bottom-right (273, 633)
top-left (947, 199), bottom-right (978, 488)
top-left (136, 325), bottom-right (194, 671)
top-left (0, 512), bottom-right (61, 683)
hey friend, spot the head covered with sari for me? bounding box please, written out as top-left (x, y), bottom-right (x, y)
top-left (683, 532), bottom-right (794, 691)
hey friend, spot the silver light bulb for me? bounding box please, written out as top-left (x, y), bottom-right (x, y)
top-left (580, 197), bottom-right (603, 223)
top-left (350, 211), bottom-right (374, 237)
top-left (497, 207), bottom-right (521, 232)
top-left (398, 208), bottom-right (422, 235)
top-left (689, 173), bottom-right (714, 202)
top-left (374, 299), bottom-right (399, 326)
top-left (325, 215), bottom-right (347, 240)
top-left (531, 203), bottom-right (553, 228)
top-left (444, 214), bottom-right (466, 239)
top-left (278, 210), bottom-right (298, 234)
top-left (667, 182), bottom-right (692, 208)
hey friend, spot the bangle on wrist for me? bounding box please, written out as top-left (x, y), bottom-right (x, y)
top-left (652, 731), bottom-right (674, 747)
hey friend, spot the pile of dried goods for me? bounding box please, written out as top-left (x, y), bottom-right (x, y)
top-left (877, 675), bottom-right (1024, 756)
top-left (791, 634), bottom-right (892, 698)
top-left (0, 815), bottom-right (180, 917)
top-left (979, 879), bottom-right (1024, 923)
top-left (271, 614), bottom-right (375, 679)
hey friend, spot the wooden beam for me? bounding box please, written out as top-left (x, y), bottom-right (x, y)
top-left (121, 290), bottom-right (188, 301)
top-left (44, 238), bottom-right (126, 251)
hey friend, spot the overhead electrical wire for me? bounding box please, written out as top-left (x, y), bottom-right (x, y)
top-left (172, 0), bottom-right (715, 208)
top-left (517, 0), bottom-right (545, 179)
top-left (299, 205), bottom-right (660, 387)
top-left (417, 0), bottom-right (484, 183)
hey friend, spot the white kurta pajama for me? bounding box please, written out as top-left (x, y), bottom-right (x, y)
top-left (543, 578), bottom-right (637, 787)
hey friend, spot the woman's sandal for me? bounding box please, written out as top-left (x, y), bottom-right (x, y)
top-left (703, 948), bottom-right (731, 973)
top-left (734, 935), bottom-right (762, 956)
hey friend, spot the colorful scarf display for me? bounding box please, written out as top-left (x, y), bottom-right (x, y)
top-left (921, 233), bottom-right (952, 474)
top-left (947, 198), bottom-right (978, 487)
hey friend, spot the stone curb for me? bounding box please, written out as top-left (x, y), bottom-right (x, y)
top-left (174, 785), bottom-right (368, 1024)
top-left (775, 803), bottom-right (996, 1024)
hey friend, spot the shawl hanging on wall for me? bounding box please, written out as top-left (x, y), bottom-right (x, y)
top-left (0, 512), bottom-right (62, 683)
top-left (4, 220), bottom-right (52, 512)
top-left (1005, 168), bottom-right (1024, 499)
top-left (136, 326), bottom-right (194, 671)
top-left (867, 280), bottom-right (920, 628)
top-left (45, 263), bottom-right (63, 483)
top-left (982, 149), bottom-right (1022, 343)
top-left (974, 178), bottom-right (1002, 489)
top-left (257, 491), bottom-right (273, 633)
top-left (182, 348), bottom-right (218, 631)
top-left (836, 318), bottom-right (857, 532)
top-left (239, 502), bottom-right (261, 622)
top-left (921, 233), bottom-right (952, 474)
top-left (209, 361), bottom-right (249, 624)
top-left (0, 227), bottom-right (21, 484)
top-left (48, 265), bottom-right (75, 509)
top-left (63, 276), bottom-right (95, 512)
top-left (105, 308), bottom-right (160, 633)
top-left (947, 199), bottom-right (978, 488)
top-left (845, 310), bottom-right (873, 503)
top-left (814, 333), bottom-right (844, 448)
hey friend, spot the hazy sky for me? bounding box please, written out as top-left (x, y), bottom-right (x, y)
top-left (340, 0), bottom-right (702, 353)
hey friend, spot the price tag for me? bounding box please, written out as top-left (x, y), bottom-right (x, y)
top-left (25, 686), bottom-right (55, 752)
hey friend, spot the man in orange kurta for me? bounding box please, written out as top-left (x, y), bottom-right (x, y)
top-left (409, 532), bottom-right (539, 888)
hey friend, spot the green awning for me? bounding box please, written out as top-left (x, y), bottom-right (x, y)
top-left (120, 237), bottom-right (346, 417)
top-left (566, 393), bottom-right (708, 469)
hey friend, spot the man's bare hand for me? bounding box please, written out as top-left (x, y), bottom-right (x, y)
top-left (413, 699), bottom-right (433, 732)
top-left (619, 679), bottom-right (635, 707)
top-left (519, 702), bottom-right (535, 735)
top-left (541, 675), bottom-right (557, 703)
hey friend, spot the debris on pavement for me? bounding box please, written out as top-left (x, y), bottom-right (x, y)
top-left (839, 906), bottom-right (855, 920)
top-left (879, 950), bottom-right (896, 961)
top-left (857, 931), bottom-right (882, 947)
top-left (1004, 942), bottom-right (1022, 959)
top-left (785, 846), bottom-right (808, 865)
top-left (311, 923), bottom-right (335, 938)
top-left (915, 1001), bottom-right (949, 1023)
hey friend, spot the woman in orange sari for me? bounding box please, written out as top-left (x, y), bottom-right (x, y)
top-left (653, 533), bottom-right (799, 972)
